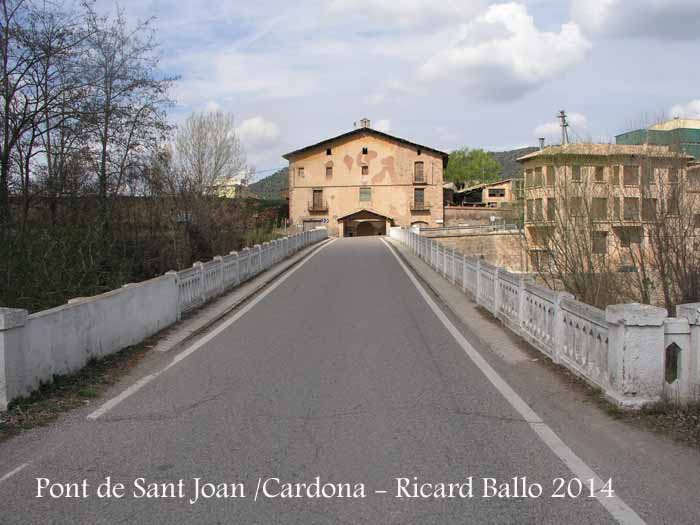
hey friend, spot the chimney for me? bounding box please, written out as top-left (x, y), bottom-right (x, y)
top-left (358, 118), bottom-right (371, 129)
top-left (538, 137), bottom-right (545, 150)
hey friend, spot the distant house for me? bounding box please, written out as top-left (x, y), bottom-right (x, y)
top-left (283, 119), bottom-right (448, 236)
top-left (446, 179), bottom-right (520, 208)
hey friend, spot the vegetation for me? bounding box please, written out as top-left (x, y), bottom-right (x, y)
top-left (490, 147), bottom-right (538, 180)
top-left (0, 1), bottom-right (284, 313)
top-left (445, 148), bottom-right (501, 186)
top-left (248, 167), bottom-right (288, 200)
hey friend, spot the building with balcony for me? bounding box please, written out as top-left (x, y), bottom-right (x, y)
top-left (283, 119), bottom-right (448, 236)
top-left (517, 143), bottom-right (696, 270)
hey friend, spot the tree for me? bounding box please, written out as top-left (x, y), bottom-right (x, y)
top-left (444, 148), bottom-right (501, 186)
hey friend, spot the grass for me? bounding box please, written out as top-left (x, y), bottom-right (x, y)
top-left (0, 341), bottom-right (151, 443)
top-left (624, 400), bottom-right (700, 448)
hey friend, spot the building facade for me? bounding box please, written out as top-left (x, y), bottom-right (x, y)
top-left (518, 144), bottom-right (696, 270)
top-left (283, 120), bottom-right (447, 237)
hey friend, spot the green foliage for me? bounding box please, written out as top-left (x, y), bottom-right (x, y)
top-left (248, 168), bottom-right (289, 200)
top-left (445, 148), bottom-right (501, 186)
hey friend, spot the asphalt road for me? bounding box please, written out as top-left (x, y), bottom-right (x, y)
top-left (0, 238), bottom-right (646, 523)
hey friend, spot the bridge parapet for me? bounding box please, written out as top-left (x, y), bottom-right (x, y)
top-left (389, 226), bottom-right (700, 408)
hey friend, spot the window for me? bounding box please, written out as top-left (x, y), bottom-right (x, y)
top-left (689, 171), bottom-right (700, 190)
top-left (546, 166), bottom-right (555, 186)
top-left (361, 165), bottom-right (369, 175)
top-left (595, 166), bottom-right (605, 183)
top-left (298, 167), bottom-right (305, 177)
top-left (612, 165), bottom-right (620, 185)
top-left (669, 168), bottom-right (680, 184)
top-left (325, 166), bottom-right (333, 177)
top-left (525, 169), bottom-right (533, 188)
top-left (569, 196), bottom-right (583, 216)
top-left (547, 198), bottom-right (556, 220)
top-left (642, 166), bottom-right (655, 186)
top-left (326, 148), bottom-right (332, 155)
top-left (694, 214), bottom-right (700, 229)
top-left (613, 198), bottom-right (621, 220)
top-left (312, 189), bottom-right (324, 209)
top-left (526, 199), bottom-right (534, 221)
top-left (414, 188), bottom-right (425, 207)
top-left (488, 188), bottom-right (506, 198)
top-left (592, 232), bottom-right (607, 254)
top-left (414, 161), bottom-right (425, 182)
top-left (362, 147), bottom-right (368, 155)
top-left (623, 197), bottom-right (640, 220)
top-left (534, 199), bottom-right (543, 221)
top-left (417, 148), bottom-right (422, 155)
top-left (534, 167), bottom-right (543, 186)
top-left (572, 166), bottom-right (582, 182)
top-left (623, 165), bottom-right (640, 186)
top-left (667, 187), bottom-right (680, 216)
top-left (618, 228), bottom-right (642, 247)
top-left (359, 187), bottom-right (371, 202)
top-left (592, 198), bottom-right (607, 220)
top-left (642, 198), bottom-right (657, 221)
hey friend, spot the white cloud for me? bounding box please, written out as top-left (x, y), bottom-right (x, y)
top-left (571, 0), bottom-right (700, 40)
top-left (374, 119), bottom-right (392, 133)
top-left (417, 3), bottom-right (591, 100)
top-left (327, 0), bottom-right (482, 27)
top-left (236, 117), bottom-right (281, 148)
top-left (669, 100), bottom-right (700, 119)
top-left (534, 112), bottom-right (589, 143)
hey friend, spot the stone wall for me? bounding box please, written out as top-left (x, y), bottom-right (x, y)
top-left (444, 206), bottom-right (518, 226)
top-left (423, 229), bottom-right (526, 271)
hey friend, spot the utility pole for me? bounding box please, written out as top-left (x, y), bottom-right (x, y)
top-left (558, 110), bottom-right (570, 145)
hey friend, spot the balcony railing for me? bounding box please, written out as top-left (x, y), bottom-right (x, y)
top-left (308, 200), bottom-right (328, 213)
top-left (411, 201), bottom-right (431, 212)
top-left (413, 173), bottom-right (427, 184)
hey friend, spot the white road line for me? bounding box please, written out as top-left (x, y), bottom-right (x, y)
top-left (381, 238), bottom-right (644, 525)
top-left (87, 239), bottom-right (336, 421)
top-left (0, 462), bottom-right (30, 485)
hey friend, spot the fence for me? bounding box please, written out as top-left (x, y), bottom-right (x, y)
top-left (0, 229), bottom-right (328, 410)
top-left (390, 227), bottom-right (700, 407)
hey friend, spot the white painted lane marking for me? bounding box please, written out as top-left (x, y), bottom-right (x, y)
top-left (88, 239), bottom-right (336, 420)
top-left (381, 238), bottom-right (644, 525)
top-left (0, 462), bottom-right (30, 485)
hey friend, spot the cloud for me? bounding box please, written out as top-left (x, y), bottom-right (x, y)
top-left (534, 112), bottom-right (588, 143)
top-left (327, 0), bottom-right (482, 27)
top-left (571, 0), bottom-right (700, 40)
top-left (236, 117), bottom-right (281, 148)
top-left (374, 119), bottom-right (391, 133)
top-left (417, 3), bottom-right (591, 100)
top-left (669, 100), bottom-right (700, 119)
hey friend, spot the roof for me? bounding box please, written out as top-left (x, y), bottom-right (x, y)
top-left (282, 127), bottom-right (449, 164)
top-left (517, 143), bottom-right (693, 162)
top-left (456, 179), bottom-right (512, 194)
top-left (649, 118), bottom-right (700, 131)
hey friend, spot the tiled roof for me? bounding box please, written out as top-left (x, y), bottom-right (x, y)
top-left (517, 143), bottom-right (693, 161)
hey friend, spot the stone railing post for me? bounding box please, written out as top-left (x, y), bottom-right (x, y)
top-left (605, 303), bottom-right (668, 405)
top-left (192, 261), bottom-right (205, 303)
top-left (516, 275), bottom-right (530, 332)
top-left (253, 244), bottom-right (261, 274)
top-left (475, 259), bottom-right (482, 305)
top-left (166, 270), bottom-right (181, 320)
top-left (675, 303), bottom-right (700, 402)
top-left (213, 256), bottom-right (225, 295)
top-left (0, 308), bottom-right (28, 410)
top-left (552, 291), bottom-right (575, 364)
top-left (663, 316), bottom-right (691, 402)
top-left (494, 269), bottom-right (503, 317)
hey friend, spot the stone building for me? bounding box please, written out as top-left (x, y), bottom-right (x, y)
top-left (517, 143), bottom-right (696, 270)
top-left (283, 119), bottom-right (448, 237)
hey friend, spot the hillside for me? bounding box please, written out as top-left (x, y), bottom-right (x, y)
top-left (249, 167), bottom-right (288, 200)
top-left (489, 147), bottom-right (538, 180)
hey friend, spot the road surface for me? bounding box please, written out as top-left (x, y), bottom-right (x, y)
top-left (0, 237), bottom-right (674, 523)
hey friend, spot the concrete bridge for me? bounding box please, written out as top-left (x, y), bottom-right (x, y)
top-left (1, 235), bottom-right (699, 523)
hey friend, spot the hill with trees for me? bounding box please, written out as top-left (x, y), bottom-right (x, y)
top-left (249, 168), bottom-right (289, 200)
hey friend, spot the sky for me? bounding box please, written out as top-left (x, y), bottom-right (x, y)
top-left (95, 0), bottom-right (700, 180)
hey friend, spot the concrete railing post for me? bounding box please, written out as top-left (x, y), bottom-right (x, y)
top-left (192, 262), bottom-right (205, 303)
top-left (213, 256), bottom-right (225, 295)
top-left (475, 259), bottom-right (482, 305)
top-left (166, 270), bottom-right (181, 320)
top-left (675, 303), bottom-right (700, 402)
top-left (494, 269), bottom-right (503, 317)
top-left (605, 303), bottom-right (668, 405)
top-left (552, 291), bottom-right (575, 364)
top-left (0, 308), bottom-right (28, 411)
top-left (663, 317), bottom-right (691, 402)
top-left (516, 275), bottom-right (529, 331)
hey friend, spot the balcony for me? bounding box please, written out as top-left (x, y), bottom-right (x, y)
top-left (307, 200), bottom-right (328, 213)
top-left (410, 201), bottom-right (431, 213)
top-left (413, 174), bottom-right (427, 185)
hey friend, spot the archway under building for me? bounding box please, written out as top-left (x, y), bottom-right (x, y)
top-left (338, 209), bottom-right (393, 237)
